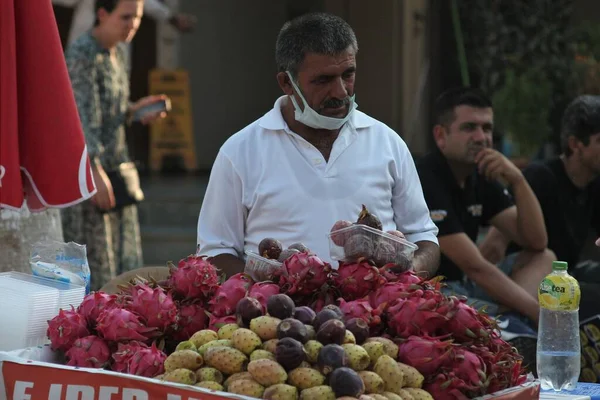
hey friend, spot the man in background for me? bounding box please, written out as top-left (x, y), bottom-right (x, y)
top-left (416, 87), bottom-right (555, 325)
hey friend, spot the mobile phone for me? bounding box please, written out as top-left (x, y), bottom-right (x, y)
top-left (132, 98), bottom-right (171, 122)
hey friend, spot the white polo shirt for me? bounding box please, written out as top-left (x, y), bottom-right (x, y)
top-left (197, 96), bottom-right (438, 265)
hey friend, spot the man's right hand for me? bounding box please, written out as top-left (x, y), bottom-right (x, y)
top-left (90, 164), bottom-right (115, 211)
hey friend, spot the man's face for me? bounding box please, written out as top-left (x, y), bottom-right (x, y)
top-left (290, 49), bottom-right (356, 118)
top-left (575, 132), bottom-right (600, 176)
top-left (437, 105), bottom-right (494, 164)
top-left (98, 0), bottom-right (143, 43)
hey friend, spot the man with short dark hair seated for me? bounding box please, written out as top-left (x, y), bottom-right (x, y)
top-left (482, 95), bottom-right (600, 320)
top-left (416, 87), bottom-right (556, 329)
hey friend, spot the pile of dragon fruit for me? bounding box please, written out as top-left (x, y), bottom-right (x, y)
top-left (46, 246), bottom-right (527, 399)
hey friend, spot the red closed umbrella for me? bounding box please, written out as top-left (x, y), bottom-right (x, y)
top-left (0, 0), bottom-right (96, 211)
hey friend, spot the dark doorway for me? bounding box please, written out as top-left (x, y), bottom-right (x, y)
top-left (128, 17), bottom-right (158, 174)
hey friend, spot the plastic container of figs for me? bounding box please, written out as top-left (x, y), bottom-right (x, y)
top-left (244, 250), bottom-right (286, 282)
top-left (328, 224), bottom-right (418, 269)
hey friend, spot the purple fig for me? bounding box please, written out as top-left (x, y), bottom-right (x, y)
top-left (236, 297), bottom-right (263, 327)
top-left (275, 337), bottom-right (306, 370)
top-left (277, 318), bottom-right (309, 343)
top-left (259, 238), bottom-right (283, 260)
top-left (330, 367), bottom-right (365, 397)
top-left (267, 294), bottom-right (295, 320)
top-left (316, 319), bottom-right (346, 345)
top-left (313, 309), bottom-right (342, 331)
top-left (317, 344), bottom-right (348, 375)
top-left (293, 306), bottom-right (316, 325)
top-left (345, 318), bottom-right (369, 344)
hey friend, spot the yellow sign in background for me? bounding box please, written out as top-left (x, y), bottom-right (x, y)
top-left (148, 69), bottom-right (197, 172)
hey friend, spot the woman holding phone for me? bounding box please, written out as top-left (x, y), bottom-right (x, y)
top-left (62, 0), bottom-right (169, 290)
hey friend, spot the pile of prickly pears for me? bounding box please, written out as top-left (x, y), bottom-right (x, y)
top-left (156, 293), bottom-right (432, 400)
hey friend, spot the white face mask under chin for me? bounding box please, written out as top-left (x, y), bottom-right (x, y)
top-left (286, 71), bottom-right (357, 130)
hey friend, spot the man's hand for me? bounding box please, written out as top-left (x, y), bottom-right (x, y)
top-left (596, 237), bottom-right (600, 247)
top-left (90, 164), bottom-right (115, 211)
top-left (169, 13), bottom-right (197, 33)
top-left (475, 148), bottom-right (524, 186)
top-left (478, 227), bottom-right (510, 264)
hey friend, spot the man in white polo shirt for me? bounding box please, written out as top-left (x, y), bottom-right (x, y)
top-left (197, 12), bottom-right (440, 278)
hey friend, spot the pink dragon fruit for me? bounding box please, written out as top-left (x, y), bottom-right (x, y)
top-left (126, 285), bottom-right (178, 331)
top-left (332, 258), bottom-right (385, 300)
top-left (338, 298), bottom-right (384, 327)
top-left (278, 252), bottom-right (331, 296)
top-left (387, 292), bottom-right (450, 338)
top-left (168, 255), bottom-right (220, 300)
top-left (423, 373), bottom-right (473, 400)
top-left (208, 314), bottom-right (237, 331)
top-left (248, 282), bottom-right (280, 311)
top-left (47, 307), bottom-right (90, 351)
top-left (127, 342), bottom-right (167, 377)
top-left (173, 301), bottom-right (208, 340)
top-left (310, 284), bottom-right (340, 312)
top-left (112, 341), bottom-right (148, 373)
top-left (77, 292), bottom-right (118, 326)
top-left (65, 335), bottom-right (111, 368)
top-left (470, 341), bottom-right (526, 393)
top-left (397, 335), bottom-right (453, 376)
top-left (487, 333), bottom-right (513, 354)
top-left (444, 298), bottom-right (491, 342)
top-left (487, 361), bottom-right (527, 394)
top-left (368, 282), bottom-right (414, 309)
top-left (96, 308), bottom-right (157, 342)
top-left (449, 347), bottom-right (487, 389)
top-left (208, 273), bottom-right (254, 317)
top-left (379, 264), bottom-right (423, 283)
top-left (395, 270), bottom-right (423, 285)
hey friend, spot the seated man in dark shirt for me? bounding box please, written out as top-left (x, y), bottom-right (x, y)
top-left (417, 87), bottom-right (555, 325)
top-left (481, 95), bottom-right (600, 318)
top-left (482, 95), bottom-right (600, 267)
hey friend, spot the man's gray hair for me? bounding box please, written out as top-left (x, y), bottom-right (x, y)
top-left (275, 12), bottom-right (358, 78)
top-left (561, 95), bottom-right (600, 156)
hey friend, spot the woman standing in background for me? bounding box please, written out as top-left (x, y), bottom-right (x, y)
top-left (62, 0), bottom-right (168, 290)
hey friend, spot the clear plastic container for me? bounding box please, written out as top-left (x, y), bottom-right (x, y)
top-left (244, 250), bottom-right (285, 282)
top-left (0, 271), bottom-right (85, 311)
top-left (0, 278), bottom-right (60, 351)
top-left (328, 224), bottom-right (418, 269)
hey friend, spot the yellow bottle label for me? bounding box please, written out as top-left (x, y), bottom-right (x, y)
top-left (538, 274), bottom-right (580, 311)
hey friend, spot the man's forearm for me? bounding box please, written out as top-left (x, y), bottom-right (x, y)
top-left (512, 177), bottom-right (547, 250)
top-left (209, 254), bottom-right (246, 279)
top-left (412, 241), bottom-right (440, 279)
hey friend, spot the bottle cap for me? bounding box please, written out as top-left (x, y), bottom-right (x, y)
top-left (552, 261), bottom-right (568, 271)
